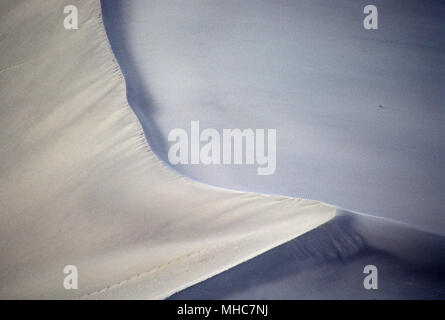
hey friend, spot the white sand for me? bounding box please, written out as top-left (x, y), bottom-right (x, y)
top-left (0, 0), bottom-right (334, 299)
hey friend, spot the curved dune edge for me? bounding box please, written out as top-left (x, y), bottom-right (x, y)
top-left (0, 0), bottom-right (334, 299)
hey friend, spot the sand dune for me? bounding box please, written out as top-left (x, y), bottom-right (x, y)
top-left (1, 0), bottom-right (443, 299)
top-left (0, 0), bottom-right (333, 299)
top-left (101, 0), bottom-right (445, 234)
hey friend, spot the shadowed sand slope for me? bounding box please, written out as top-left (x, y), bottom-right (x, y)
top-left (170, 211), bottom-right (445, 299)
top-left (101, 0), bottom-right (445, 234)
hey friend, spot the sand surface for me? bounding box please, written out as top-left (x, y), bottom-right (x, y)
top-left (0, 0), bottom-right (334, 299)
top-left (171, 212), bottom-right (445, 299)
top-left (102, 0), bottom-right (444, 234)
top-left (1, 0), bottom-right (443, 299)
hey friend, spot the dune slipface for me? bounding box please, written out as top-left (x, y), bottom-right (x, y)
top-left (101, 0), bottom-right (445, 235)
top-left (0, 0), bottom-right (334, 299)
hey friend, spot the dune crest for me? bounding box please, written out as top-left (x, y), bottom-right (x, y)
top-left (0, 0), bottom-right (334, 299)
